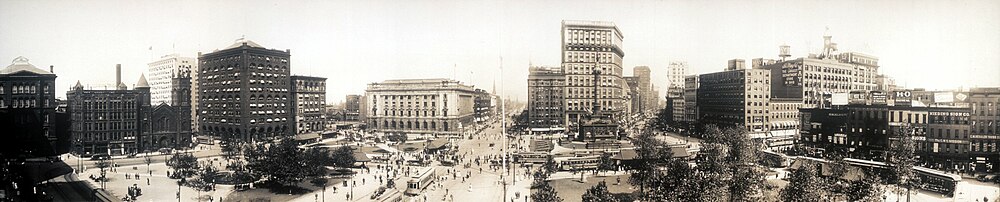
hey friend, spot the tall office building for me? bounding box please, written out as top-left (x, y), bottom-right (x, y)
top-left (197, 39), bottom-right (293, 142)
top-left (561, 20), bottom-right (626, 124)
top-left (667, 61), bottom-right (687, 121)
top-left (148, 54), bottom-right (195, 106)
top-left (633, 66), bottom-right (654, 112)
top-left (759, 35), bottom-right (876, 109)
top-left (528, 66), bottom-right (566, 130)
top-left (682, 75), bottom-right (699, 123)
top-left (364, 79), bottom-right (476, 137)
top-left (697, 67), bottom-right (771, 134)
top-left (291, 76), bottom-right (327, 134)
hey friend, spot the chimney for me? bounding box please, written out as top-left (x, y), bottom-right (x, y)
top-left (116, 64), bottom-right (121, 85)
top-left (49, 65), bottom-right (54, 73)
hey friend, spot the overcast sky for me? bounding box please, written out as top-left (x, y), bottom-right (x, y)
top-left (2, 0), bottom-right (998, 103)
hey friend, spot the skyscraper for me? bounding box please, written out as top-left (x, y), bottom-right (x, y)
top-left (197, 38), bottom-right (292, 142)
top-left (667, 61), bottom-right (688, 121)
top-left (633, 66), bottom-right (653, 112)
top-left (147, 54), bottom-right (195, 106)
top-left (561, 20), bottom-right (625, 124)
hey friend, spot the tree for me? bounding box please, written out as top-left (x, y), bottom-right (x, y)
top-left (330, 146), bottom-right (356, 168)
top-left (543, 155), bottom-right (558, 174)
top-left (94, 158), bottom-right (110, 189)
top-left (303, 147), bottom-right (331, 179)
top-left (167, 152), bottom-right (199, 178)
top-left (886, 125), bottom-right (917, 201)
top-left (846, 174), bottom-right (883, 202)
top-left (184, 177), bottom-right (213, 201)
top-left (531, 169), bottom-right (549, 188)
top-left (582, 181), bottom-right (617, 202)
top-left (531, 181), bottom-right (563, 202)
top-left (221, 141), bottom-right (242, 162)
top-left (780, 163), bottom-right (828, 202)
top-left (629, 126), bottom-right (673, 199)
top-left (265, 138), bottom-right (307, 187)
top-left (598, 152), bottom-right (615, 174)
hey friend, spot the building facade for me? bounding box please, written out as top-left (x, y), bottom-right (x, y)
top-left (969, 87), bottom-right (1000, 172)
top-left (527, 66), bottom-right (565, 130)
top-left (67, 65), bottom-right (150, 155)
top-left (197, 39), bottom-right (293, 142)
top-left (146, 71), bottom-right (193, 150)
top-left (561, 20), bottom-right (626, 124)
top-left (624, 76), bottom-right (641, 114)
top-left (291, 75), bottom-right (327, 134)
top-left (697, 68), bottom-right (771, 134)
top-left (0, 56), bottom-right (63, 157)
top-left (473, 89), bottom-right (494, 124)
top-left (345, 94), bottom-right (361, 121)
top-left (147, 54), bottom-right (195, 106)
top-left (759, 36), bottom-right (877, 109)
top-left (682, 75), bottom-right (699, 123)
top-left (365, 79), bottom-right (475, 137)
top-left (633, 66), bottom-right (654, 112)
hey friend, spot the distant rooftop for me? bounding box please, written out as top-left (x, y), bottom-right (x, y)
top-left (225, 38), bottom-right (265, 49)
top-left (1, 56), bottom-right (54, 75)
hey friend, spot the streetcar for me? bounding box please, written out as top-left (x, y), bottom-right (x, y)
top-left (374, 188), bottom-right (403, 202)
top-left (404, 167), bottom-right (436, 195)
top-left (914, 166), bottom-right (960, 196)
top-left (555, 155), bottom-right (600, 171)
top-left (515, 152), bottom-right (549, 164)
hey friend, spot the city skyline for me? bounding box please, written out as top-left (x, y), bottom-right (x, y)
top-left (2, 0), bottom-right (999, 104)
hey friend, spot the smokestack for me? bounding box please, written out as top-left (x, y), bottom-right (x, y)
top-left (116, 64), bottom-right (121, 85)
top-left (49, 65), bottom-right (53, 73)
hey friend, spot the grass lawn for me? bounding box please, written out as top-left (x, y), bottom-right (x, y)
top-left (544, 174), bottom-right (634, 202)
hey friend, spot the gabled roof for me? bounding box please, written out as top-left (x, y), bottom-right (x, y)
top-left (1, 56), bottom-right (53, 75)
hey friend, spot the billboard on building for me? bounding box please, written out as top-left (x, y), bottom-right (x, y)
top-left (893, 90), bottom-right (912, 106)
top-left (832, 93), bottom-right (849, 105)
top-left (934, 92), bottom-right (954, 103)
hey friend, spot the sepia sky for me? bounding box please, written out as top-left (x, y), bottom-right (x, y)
top-left (2, 0), bottom-right (998, 103)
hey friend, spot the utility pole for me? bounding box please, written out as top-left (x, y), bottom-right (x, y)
top-left (500, 56), bottom-right (508, 202)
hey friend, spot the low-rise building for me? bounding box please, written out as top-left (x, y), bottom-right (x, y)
top-left (364, 79), bottom-right (475, 137)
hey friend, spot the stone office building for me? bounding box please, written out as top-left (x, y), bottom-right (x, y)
top-left (0, 56), bottom-right (65, 156)
top-left (197, 39), bottom-right (293, 142)
top-left (365, 79), bottom-right (475, 137)
top-left (67, 65), bottom-right (150, 155)
top-left (697, 66), bottom-right (771, 135)
top-left (561, 20), bottom-right (627, 124)
top-left (527, 65), bottom-right (566, 131)
top-left (291, 75), bottom-right (327, 134)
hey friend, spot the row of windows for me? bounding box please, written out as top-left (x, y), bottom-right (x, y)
top-left (81, 121), bottom-right (136, 131)
top-left (80, 132), bottom-right (135, 142)
top-left (372, 120), bottom-right (450, 131)
top-left (1, 98), bottom-right (52, 108)
top-left (1, 82), bottom-right (50, 95)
